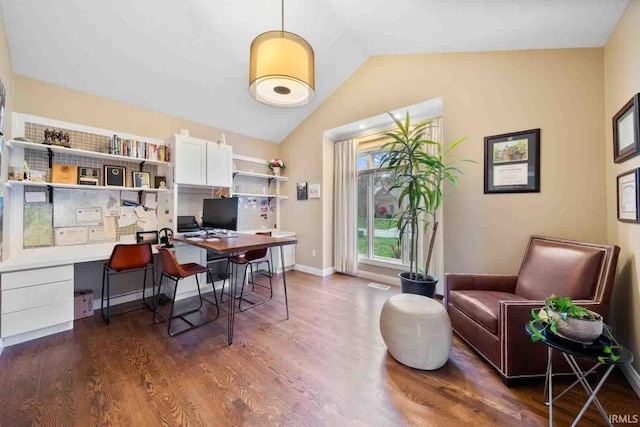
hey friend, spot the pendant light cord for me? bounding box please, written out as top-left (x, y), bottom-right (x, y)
top-left (281, 0), bottom-right (285, 34)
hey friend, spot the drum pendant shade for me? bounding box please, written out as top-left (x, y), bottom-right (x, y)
top-left (249, 29), bottom-right (314, 107)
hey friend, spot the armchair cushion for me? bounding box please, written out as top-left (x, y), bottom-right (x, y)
top-left (515, 239), bottom-right (604, 300)
top-left (449, 290), bottom-right (529, 334)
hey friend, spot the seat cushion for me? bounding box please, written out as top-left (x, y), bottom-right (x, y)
top-left (448, 290), bottom-right (530, 334)
top-left (180, 263), bottom-right (208, 277)
top-left (515, 239), bottom-right (604, 300)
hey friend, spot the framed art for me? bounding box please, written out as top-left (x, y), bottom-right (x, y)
top-left (308, 183), bottom-right (321, 199)
top-left (484, 128), bottom-right (541, 194)
top-left (104, 166), bottom-right (126, 187)
top-left (613, 93), bottom-right (640, 163)
top-left (133, 171), bottom-right (151, 188)
top-left (617, 168), bottom-right (639, 223)
top-left (296, 182), bottom-right (308, 200)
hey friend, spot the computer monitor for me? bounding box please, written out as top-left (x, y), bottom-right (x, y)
top-left (202, 197), bottom-right (238, 231)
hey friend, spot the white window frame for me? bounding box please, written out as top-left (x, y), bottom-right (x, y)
top-left (357, 150), bottom-right (409, 268)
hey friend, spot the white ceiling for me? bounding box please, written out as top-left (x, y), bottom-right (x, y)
top-left (0, 0), bottom-right (628, 143)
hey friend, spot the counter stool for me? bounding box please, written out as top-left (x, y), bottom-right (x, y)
top-left (101, 243), bottom-right (155, 325)
top-left (221, 231), bottom-right (274, 312)
top-left (155, 248), bottom-right (220, 336)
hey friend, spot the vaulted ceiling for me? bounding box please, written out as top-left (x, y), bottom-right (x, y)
top-left (0, 0), bottom-right (628, 143)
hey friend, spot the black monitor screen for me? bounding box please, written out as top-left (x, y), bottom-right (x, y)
top-left (202, 197), bottom-right (238, 230)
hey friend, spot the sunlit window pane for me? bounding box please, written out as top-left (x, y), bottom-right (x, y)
top-left (357, 174), bottom-right (368, 255)
top-left (373, 172), bottom-right (400, 260)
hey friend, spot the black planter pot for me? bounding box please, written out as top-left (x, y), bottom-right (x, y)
top-left (399, 272), bottom-right (438, 298)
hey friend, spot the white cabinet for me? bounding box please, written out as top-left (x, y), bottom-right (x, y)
top-left (206, 142), bottom-right (233, 188)
top-left (173, 136), bottom-right (207, 186)
top-left (170, 135), bottom-right (232, 188)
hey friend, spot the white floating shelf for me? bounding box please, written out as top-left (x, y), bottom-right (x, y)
top-left (7, 139), bottom-right (171, 166)
top-left (5, 180), bottom-right (170, 192)
top-left (233, 170), bottom-right (288, 182)
top-left (233, 192), bottom-right (288, 200)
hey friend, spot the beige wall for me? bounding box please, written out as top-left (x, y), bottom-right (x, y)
top-left (0, 7), bottom-right (14, 138)
top-left (281, 48), bottom-right (607, 278)
top-left (13, 76), bottom-right (279, 159)
top-left (604, 0), bottom-right (640, 375)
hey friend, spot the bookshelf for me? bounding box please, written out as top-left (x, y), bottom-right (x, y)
top-left (7, 139), bottom-right (170, 166)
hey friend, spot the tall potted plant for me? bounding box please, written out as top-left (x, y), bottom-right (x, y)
top-left (379, 113), bottom-right (467, 297)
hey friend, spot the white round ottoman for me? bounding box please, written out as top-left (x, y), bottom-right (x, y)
top-left (380, 293), bottom-right (452, 370)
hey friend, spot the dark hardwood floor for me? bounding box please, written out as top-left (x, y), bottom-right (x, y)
top-left (0, 271), bottom-right (637, 426)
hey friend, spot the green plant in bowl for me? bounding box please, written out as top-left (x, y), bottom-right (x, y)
top-left (529, 295), bottom-right (621, 363)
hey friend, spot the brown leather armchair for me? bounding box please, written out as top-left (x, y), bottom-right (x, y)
top-left (446, 236), bottom-right (619, 385)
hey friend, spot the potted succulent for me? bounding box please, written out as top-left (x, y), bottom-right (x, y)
top-left (268, 159), bottom-right (286, 176)
top-left (378, 113), bottom-right (467, 297)
top-left (529, 295), bottom-right (621, 362)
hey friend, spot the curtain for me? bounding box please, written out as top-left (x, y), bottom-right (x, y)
top-left (333, 139), bottom-right (359, 274)
top-left (423, 117), bottom-right (445, 294)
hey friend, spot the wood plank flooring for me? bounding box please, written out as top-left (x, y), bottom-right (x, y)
top-left (0, 271), bottom-right (637, 426)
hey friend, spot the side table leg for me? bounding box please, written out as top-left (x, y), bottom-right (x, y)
top-left (564, 355), bottom-right (611, 425)
top-left (547, 346), bottom-right (553, 427)
top-left (571, 365), bottom-right (615, 427)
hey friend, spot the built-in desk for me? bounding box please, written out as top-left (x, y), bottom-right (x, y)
top-left (0, 236), bottom-right (161, 348)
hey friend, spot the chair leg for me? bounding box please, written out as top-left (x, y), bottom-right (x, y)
top-left (101, 267), bottom-right (107, 324)
top-left (206, 270), bottom-right (220, 317)
top-left (142, 266), bottom-right (148, 308)
top-left (154, 273), bottom-right (166, 324)
top-left (194, 274), bottom-right (204, 311)
top-left (220, 260), bottom-right (231, 303)
top-left (167, 277), bottom-right (180, 336)
top-left (251, 263), bottom-right (255, 291)
top-left (239, 264), bottom-right (249, 311)
top-left (267, 260), bottom-right (273, 299)
top-left (105, 272), bottom-right (111, 324)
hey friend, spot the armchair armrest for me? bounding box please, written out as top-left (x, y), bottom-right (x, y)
top-left (445, 273), bottom-right (518, 293)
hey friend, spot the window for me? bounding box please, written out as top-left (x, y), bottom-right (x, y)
top-left (357, 150), bottom-right (406, 264)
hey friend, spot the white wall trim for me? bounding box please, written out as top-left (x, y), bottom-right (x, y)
top-left (2, 321), bottom-right (73, 348)
top-left (620, 364), bottom-right (640, 398)
top-left (233, 154), bottom-right (268, 165)
top-left (12, 112), bottom-right (165, 144)
top-left (294, 264), bottom-right (334, 277)
top-left (357, 270), bottom-right (401, 286)
top-left (92, 282), bottom-right (220, 311)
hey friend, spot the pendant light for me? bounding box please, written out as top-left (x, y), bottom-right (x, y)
top-left (249, 0), bottom-right (315, 108)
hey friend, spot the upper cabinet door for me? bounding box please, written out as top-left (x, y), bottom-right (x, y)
top-left (206, 142), bottom-right (233, 188)
top-left (174, 138), bottom-right (207, 185)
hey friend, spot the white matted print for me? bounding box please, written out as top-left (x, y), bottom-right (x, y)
top-left (618, 169), bottom-right (639, 223)
top-left (309, 183), bottom-right (321, 199)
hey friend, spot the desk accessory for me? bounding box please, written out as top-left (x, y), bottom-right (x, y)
top-left (136, 230), bottom-right (159, 245)
top-left (159, 228), bottom-right (174, 248)
top-left (51, 164), bottom-right (78, 184)
top-left (78, 166), bottom-right (101, 186)
top-left (104, 165), bottom-right (126, 187)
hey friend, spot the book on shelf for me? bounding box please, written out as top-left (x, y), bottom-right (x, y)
top-left (109, 135), bottom-right (170, 162)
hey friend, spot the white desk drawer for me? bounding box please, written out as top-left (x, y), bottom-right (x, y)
top-left (1, 265), bottom-right (74, 290)
top-left (1, 280), bottom-right (73, 315)
top-left (1, 300), bottom-right (74, 338)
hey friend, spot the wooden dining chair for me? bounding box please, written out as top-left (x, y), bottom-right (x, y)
top-left (154, 248), bottom-right (220, 336)
top-left (101, 243), bottom-right (155, 325)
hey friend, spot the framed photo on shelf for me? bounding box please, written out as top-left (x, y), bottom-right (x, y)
top-left (133, 171), bottom-right (151, 189)
top-left (484, 128), bottom-right (540, 194)
top-left (617, 168), bottom-right (640, 223)
top-left (297, 182), bottom-right (308, 200)
top-left (104, 165), bottom-right (126, 187)
top-left (613, 93), bottom-right (640, 163)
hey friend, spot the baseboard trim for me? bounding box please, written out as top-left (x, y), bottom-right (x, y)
top-left (357, 270), bottom-right (400, 286)
top-left (0, 338), bottom-right (4, 356)
top-left (294, 264), bottom-right (335, 277)
top-left (2, 321), bottom-right (73, 348)
top-left (621, 363), bottom-right (640, 398)
top-left (93, 282), bottom-right (222, 311)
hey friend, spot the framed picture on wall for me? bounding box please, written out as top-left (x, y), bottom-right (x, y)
top-left (613, 93), bottom-right (640, 163)
top-left (617, 168), bottom-right (640, 223)
top-left (297, 182), bottom-right (308, 200)
top-left (484, 128), bottom-right (541, 194)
